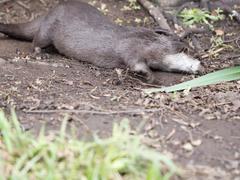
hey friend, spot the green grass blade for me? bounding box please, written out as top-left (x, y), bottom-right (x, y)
top-left (144, 66), bottom-right (240, 93)
top-left (60, 115), bottom-right (69, 140)
top-left (0, 110), bottom-right (13, 153)
top-left (10, 108), bottom-right (22, 135)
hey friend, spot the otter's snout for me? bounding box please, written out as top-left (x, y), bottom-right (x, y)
top-left (163, 53), bottom-right (203, 74)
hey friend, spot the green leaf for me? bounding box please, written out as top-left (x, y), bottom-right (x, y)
top-left (144, 66), bottom-right (240, 93)
top-left (178, 8), bottom-right (224, 27)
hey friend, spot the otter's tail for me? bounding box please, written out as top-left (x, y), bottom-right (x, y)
top-left (0, 16), bottom-right (44, 41)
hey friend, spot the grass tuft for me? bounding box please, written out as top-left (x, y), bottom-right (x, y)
top-left (0, 110), bottom-right (178, 179)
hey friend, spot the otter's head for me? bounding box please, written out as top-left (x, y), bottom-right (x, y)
top-left (143, 36), bottom-right (204, 74)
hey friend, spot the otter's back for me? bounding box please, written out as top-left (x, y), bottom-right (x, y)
top-left (48, 1), bottom-right (126, 66)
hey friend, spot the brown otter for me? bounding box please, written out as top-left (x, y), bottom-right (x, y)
top-left (0, 1), bottom-right (203, 82)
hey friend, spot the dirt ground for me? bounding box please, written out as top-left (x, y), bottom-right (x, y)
top-left (0, 0), bottom-right (239, 179)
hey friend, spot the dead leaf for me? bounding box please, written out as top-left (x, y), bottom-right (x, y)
top-left (215, 29), bottom-right (224, 36)
top-left (182, 142), bottom-right (193, 151)
top-left (148, 129), bottom-right (159, 138)
top-left (189, 122), bottom-right (201, 128)
top-left (191, 139), bottom-right (202, 146)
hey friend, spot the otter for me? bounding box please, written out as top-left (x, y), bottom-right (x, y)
top-left (0, 1), bottom-right (203, 82)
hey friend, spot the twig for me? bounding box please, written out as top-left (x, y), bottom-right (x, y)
top-left (71, 114), bottom-right (93, 134)
top-left (224, 53), bottom-right (240, 60)
top-left (24, 108), bottom-right (161, 115)
top-left (16, 1), bottom-right (30, 10)
top-left (128, 75), bottom-right (162, 88)
top-left (224, 35), bottom-right (240, 43)
top-left (201, 47), bottom-right (225, 59)
top-left (137, 0), bottom-right (171, 31)
top-left (16, 0), bottom-right (32, 19)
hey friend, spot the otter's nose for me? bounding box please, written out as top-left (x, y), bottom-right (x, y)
top-left (197, 64), bottom-right (205, 75)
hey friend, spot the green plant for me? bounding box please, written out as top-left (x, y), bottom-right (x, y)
top-left (211, 36), bottom-right (224, 47)
top-left (207, 36), bottom-right (233, 57)
top-left (178, 8), bottom-right (224, 29)
top-left (210, 36), bottom-right (233, 49)
top-left (144, 66), bottom-right (240, 93)
top-left (0, 109), bottom-right (178, 179)
top-left (122, 0), bottom-right (141, 11)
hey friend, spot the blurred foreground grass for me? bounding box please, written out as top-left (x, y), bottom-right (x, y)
top-left (0, 109), bottom-right (178, 180)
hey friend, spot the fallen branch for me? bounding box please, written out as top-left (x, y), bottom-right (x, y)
top-left (24, 108), bottom-right (161, 115)
top-left (137, 0), bottom-right (171, 31)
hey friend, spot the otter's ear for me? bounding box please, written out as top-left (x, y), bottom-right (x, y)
top-left (154, 27), bottom-right (173, 36)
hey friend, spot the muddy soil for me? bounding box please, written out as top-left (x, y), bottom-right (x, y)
top-left (0, 0), bottom-right (239, 179)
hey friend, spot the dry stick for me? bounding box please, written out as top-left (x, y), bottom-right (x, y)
top-left (137, 0), bottom-right (171, 31)
top-left (24, 108), bottom-right (161, 115)
top-left (224, 53), bottom-right (240, 60)
top-left (15, 0), bottom-right (32, 19)
top-left (16, 1), bottom-right (30, 10)
top-left (128, 75), bottom-right (162, 88)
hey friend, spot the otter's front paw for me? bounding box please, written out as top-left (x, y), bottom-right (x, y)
top-left (132, 62), bottom-right (155, 83)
